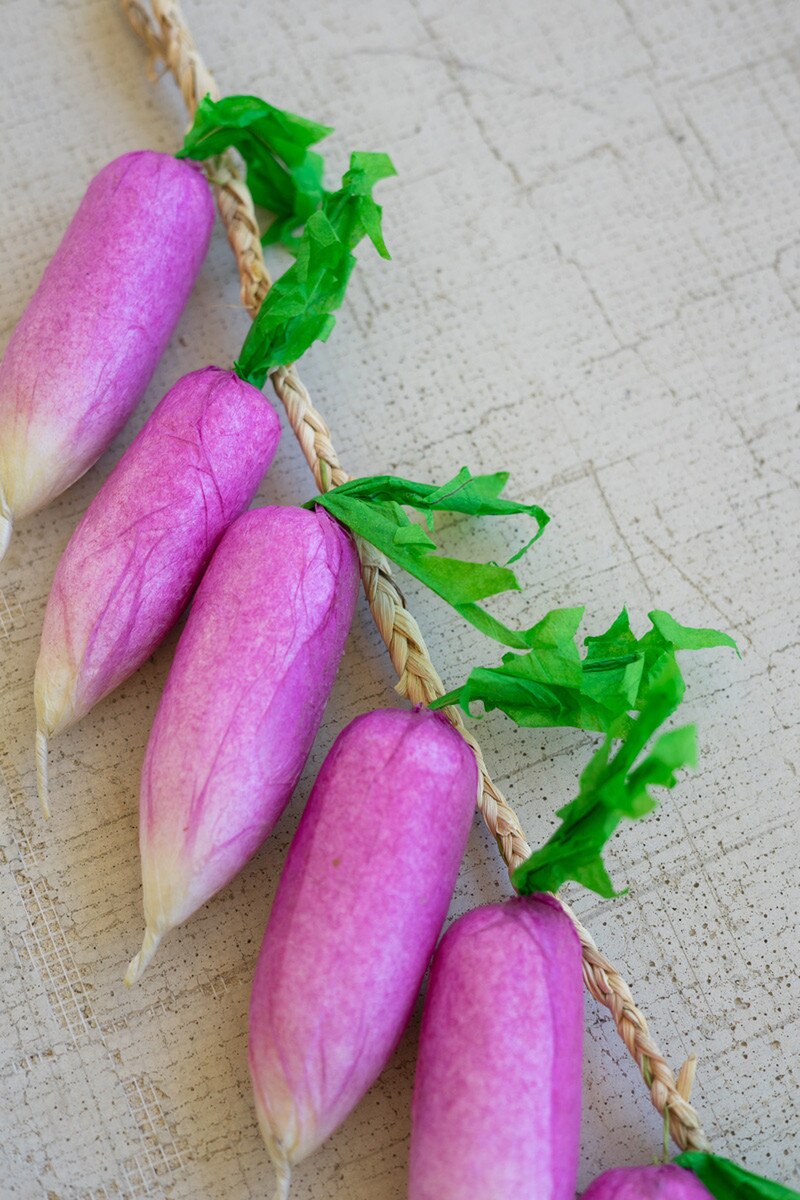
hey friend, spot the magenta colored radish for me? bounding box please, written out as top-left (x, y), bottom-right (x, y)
top-left (34, 366), bottom-right (280, 810)
top-left (409, 895), bottom-right (583, 1200)
top-left (582, 1165), bottom-right (714, 1198)
top-left (248, 708), bottom-right (478, 1193)
top-left (125, 506), bottom-right (359, 983)
top-left (0, 151), bottom-right (213, 559)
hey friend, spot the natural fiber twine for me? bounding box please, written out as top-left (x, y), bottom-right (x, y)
top-left (120, 0), bottom-right (711, 1152)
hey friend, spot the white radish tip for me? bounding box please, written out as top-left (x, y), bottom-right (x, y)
top-left (124, 927), bottom-right (163, 986)
top-left (0, 506), bottom-right (11, 565)
top-left (271, 1155), bottom-right (291, 1200)
top-left (35, 727), bottom-right (51, 819)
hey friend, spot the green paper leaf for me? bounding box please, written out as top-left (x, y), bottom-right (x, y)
top-left (326, 152), bottom-right (397, 258)
top-left (583, 607), bottom-right (639, 661)
top-left (177, 93), bottom-right (333, 252)
top-left (235, 152), bottom-right (396, 386)
top-left (647, 609), bottom-right (739, 655)
top-left (674, 1152), bottom-right (800, 1199)
top-left (178, 94), bottom-right (332, 161)
top-left (512, 656), bottom-right (696, 897)
top-left (439, 606), bottom-right (735, 898)
top-left (259, 150), bottom-right (327, 251)
top-left (307, 468), bottom-right (549, 643)
top-left (436, 606), bottom-right (736, 733)
top-left (434, 605), bottom-right (642, 734)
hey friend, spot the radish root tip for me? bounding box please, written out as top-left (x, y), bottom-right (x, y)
top-left (124, 927), bottom-right (163, 986)
top-left (0, 497), bottom-right (11, 565)
top-left (35, 727), bottom-right (50, 819)
top-left (272, 1157), bottom-right (291, 1200)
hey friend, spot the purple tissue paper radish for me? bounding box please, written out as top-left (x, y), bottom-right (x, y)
top-left (582, 1165), bottom-right (714, 1199)
top-left (409, 895), bottom-right (583, 1200)
top-left (126, 505), bottom-right (359, 983)
top-left (0, 151), bottom-right (213, 560)
top-left (248, 707), bottom-right (478, 1196)
top-left (34, 366), bottom-right (280, 812)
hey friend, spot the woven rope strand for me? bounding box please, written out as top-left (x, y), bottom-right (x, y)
top-left (120, 0), bottom-right (710, 1152)
top-left (124, 0), bottom-right (269, 313)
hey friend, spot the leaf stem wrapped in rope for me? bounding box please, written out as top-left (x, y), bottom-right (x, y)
top-left (178, 93), bottom-right (332, 251)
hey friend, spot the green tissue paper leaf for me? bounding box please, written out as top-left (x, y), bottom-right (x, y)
top-left (674, 1152), bottom-right (800, 1199)
top-left (646, 610), bottom-right (739, 653)
top-left (433, 605), bottom-right (638, 735)
top-left (235, 151), bottom-right (396, 386)
top-left (440, 605), bottom-right (736, 898)
top-left (512, 655), bottom-right (697, 898)
top-left (307, 467), bottom-right (549, 642)
top-left (435, 606), bottom-right (736, 732)
top-left (177, 93), bottom-right (332, 251)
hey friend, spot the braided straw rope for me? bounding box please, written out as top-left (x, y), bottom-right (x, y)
top-left (121, 0), bottom-right (270, 313)
top-left (121, 0), bottom-right (711, 1152)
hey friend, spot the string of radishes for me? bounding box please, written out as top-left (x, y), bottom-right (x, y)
top-left (0, 0), bottom-right (791, 1196)
top-left (111, 13), bottom-right (794, 1194)
top-left (116, 0), bottom-right (715, 1156)
top-left (32, 144), bottom-right (399, 816)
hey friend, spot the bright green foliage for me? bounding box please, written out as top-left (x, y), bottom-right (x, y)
top-left (674, 1152), bottom-right (800, 1199)
top-left (308, 467), bottom-right (549, 641)
top-left (178, 93), bottom-right (332, 250)
top-left (431, 606), bottom-right (736, 898)
top-left (512, 656), bottom-right (697, 897)
top-left (436, 607), bottom-right (736, 731)
top-left (235, 152), bottom-right (396, 386)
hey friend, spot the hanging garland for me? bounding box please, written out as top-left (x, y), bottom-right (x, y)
top-left (1, 0), bottom-right (793, 1196)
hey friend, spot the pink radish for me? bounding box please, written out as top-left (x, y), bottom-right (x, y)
top-left (125, 505), bottom-right (359, 983)
top-left (34, 366), bottom-right (280, 812)
top-left (409, 895), bottom-right (583, 1200)
top-left (582, 1164), bottom-right (714, 1198)
top-left (248, 707), bottom-right (478, 1197)
top-left (0, 151), bottom-right (213, 559)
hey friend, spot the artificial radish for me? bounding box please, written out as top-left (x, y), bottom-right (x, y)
top-left (34, 366), bottom-right (280, 813)
top-left (0, 151), bottom-right (213, 560)
top-left (582, 1165), bottom-right (713, 1198)
top-left (32, 102), bottom-right (397, 808)
top-left (409, 895), bottom-right (583, 1200)
top-left (125, 506), bottom-right (359, 983)
top-left (247, 707), bottom-right (478, 1196)
top-left (124, 452), bottom-right (549, 983)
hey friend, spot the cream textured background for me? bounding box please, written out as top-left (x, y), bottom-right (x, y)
top-left (1, 1), bottom-right (799, 1197)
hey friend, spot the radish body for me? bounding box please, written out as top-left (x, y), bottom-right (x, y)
top-left (582, 1165), bottom-right (714, 1198)
top-left (409, 896), bottom-right (583, 1200)
top-left (34, 366), bottom-right (280, 804)
top-left (0, 151), bottom-right (213, 559)
top-left (248, 708), bottom-right (478, 1192)
top-left (126, 506), bottom-right (359, 983)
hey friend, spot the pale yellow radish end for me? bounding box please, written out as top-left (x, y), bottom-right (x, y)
top-left (35, 726), bottom-right (50, 819)
top-left (254, 1106), bottom-right (293, 1200)
top-left (0, 495), bottom-right (11, 564)
top-left (271, 1152), bottom-right (291, 1200)
top-left (124, 926), bottom-right (163, 986)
